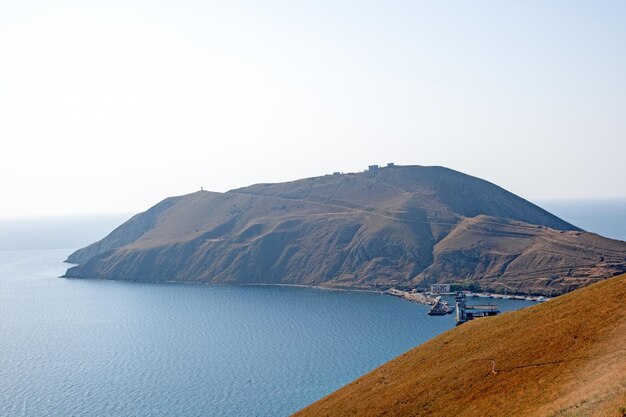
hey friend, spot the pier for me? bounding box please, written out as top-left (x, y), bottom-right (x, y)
top-left (386, 288), bottom-right (437, 305)
top-left (455, 293), bottom-right (500, 325)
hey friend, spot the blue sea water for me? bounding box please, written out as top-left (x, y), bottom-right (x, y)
top-left (536, 198), bottom-right (626, 242)
top-left (0, 199), bottom-right (621, 416)
top-left (0, 250), bottom-right (535, 416)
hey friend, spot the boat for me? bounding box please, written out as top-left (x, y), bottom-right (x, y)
top-left (428, 297), bottom-right (452, 316)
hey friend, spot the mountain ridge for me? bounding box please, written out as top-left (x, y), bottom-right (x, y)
top-left (64, 165), bottom-right (626, 294)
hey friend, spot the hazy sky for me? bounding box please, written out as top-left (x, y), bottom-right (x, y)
top-left (1, 1), bottom-right (625, 217)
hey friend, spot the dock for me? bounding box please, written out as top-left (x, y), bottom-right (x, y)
top-left (386, 288), bottom-right (438, 306)
top-left (455, 293), bottom-right (500, 325)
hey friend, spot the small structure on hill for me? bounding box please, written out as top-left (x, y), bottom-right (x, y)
top-left (387, 162), bottom-right (395, 167)
top-left (368, 164), bottom-right (379, 171)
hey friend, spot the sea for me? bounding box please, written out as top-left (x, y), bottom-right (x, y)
top-left (0, 199), bottom-right (623, 416)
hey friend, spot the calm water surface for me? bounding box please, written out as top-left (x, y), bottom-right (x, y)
top-left (3, 198), bottom-right (619, 417)
top-left (537, 198), bottom-right (626, 241)
top-left (0, 249), bottom-right (534, 416)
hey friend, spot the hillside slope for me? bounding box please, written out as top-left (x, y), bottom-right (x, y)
top-left (293, 273), bottom-right (626, 417)
top-left (64, 165), bottom-right (626, 294)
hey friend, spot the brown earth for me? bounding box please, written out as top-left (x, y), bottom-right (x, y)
top-left (64, 165), bottom-right (626, 294)
top-left (293, 273), bottom-right (626, 417)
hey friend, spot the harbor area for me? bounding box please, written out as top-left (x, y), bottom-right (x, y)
top-left (385, 287), bottom-right (549, 307)
top-left (385, 288), bottom-right (438, 305)
top-left (454, 293), bottom-right (500, 325)
top-left (386, 287), bottom-right (539, 323)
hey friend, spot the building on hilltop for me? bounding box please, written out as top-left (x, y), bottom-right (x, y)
top-left (387, 162), bottom-right (395, 167)
top-left (368, 165), bottom-right (379, 171)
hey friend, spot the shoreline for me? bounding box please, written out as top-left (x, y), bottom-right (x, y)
top-left (386, 288), bottom-right (439, 306)
top-left (61, 273), bottom-right (386, 295)
top-left (385, 288), bottom-right (549, 306)
top-left (62, 273), bottom-right (549, 303)
top-left (235, 282), bottom-right (385, 294)
top-left (446, 291), bottom-right (550, 302)
top-left (61, 255), bottom-right (547, 304)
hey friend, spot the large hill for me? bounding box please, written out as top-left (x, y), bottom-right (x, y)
top-left (64, 165), bottom-right (626, 294)
top-left (293, 273), bottom-right (626, 417)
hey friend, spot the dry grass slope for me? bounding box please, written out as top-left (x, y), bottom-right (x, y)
top-left (293, 273), bottom-right (626, 417)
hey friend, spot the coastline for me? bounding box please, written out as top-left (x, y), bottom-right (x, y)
top-left (386, 288), bottom-right (438, 306)
top-left (385, 288), bottom-right (550, 306)
top-left (236, 282), bottom-right (385, 294)
top-left (61, 271), bottom-right (386, 295)
top-left (62, 255), bottom-right (546, 303)
top-left (62, 271), bottom-right (549, 305)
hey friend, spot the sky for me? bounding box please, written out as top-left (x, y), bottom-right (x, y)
top-left (1, 0), bottom-right (625, 217)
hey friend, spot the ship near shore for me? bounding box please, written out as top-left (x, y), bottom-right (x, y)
top-left (427, 297), bottom-right (453, 316)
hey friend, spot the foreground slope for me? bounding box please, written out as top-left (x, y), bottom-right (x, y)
top-left (293, 274), bottom-right (626, 417)
top-left (64, 165), bottom-right (626, 294)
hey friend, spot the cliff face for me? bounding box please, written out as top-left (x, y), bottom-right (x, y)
top-left (64, 165), bottom-right (626, 294)
top-left (292, 273), bottom-right (626, 417)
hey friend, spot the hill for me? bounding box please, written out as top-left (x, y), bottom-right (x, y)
top-left (293, 273), bottom-right (626, 417)
top-left (64, 165), bottom-right (626, 294)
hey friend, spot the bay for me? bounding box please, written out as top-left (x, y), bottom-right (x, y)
top-left (2, 197), bottom-right (621, 416)
top-left (0, 249), bottom-right (534, 416)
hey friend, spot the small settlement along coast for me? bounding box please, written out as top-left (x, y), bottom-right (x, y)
top-left (386, 284), bottom-right (549, 325)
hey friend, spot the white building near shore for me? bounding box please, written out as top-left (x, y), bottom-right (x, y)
top-left (430, 283), bottom-right (451, 293)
